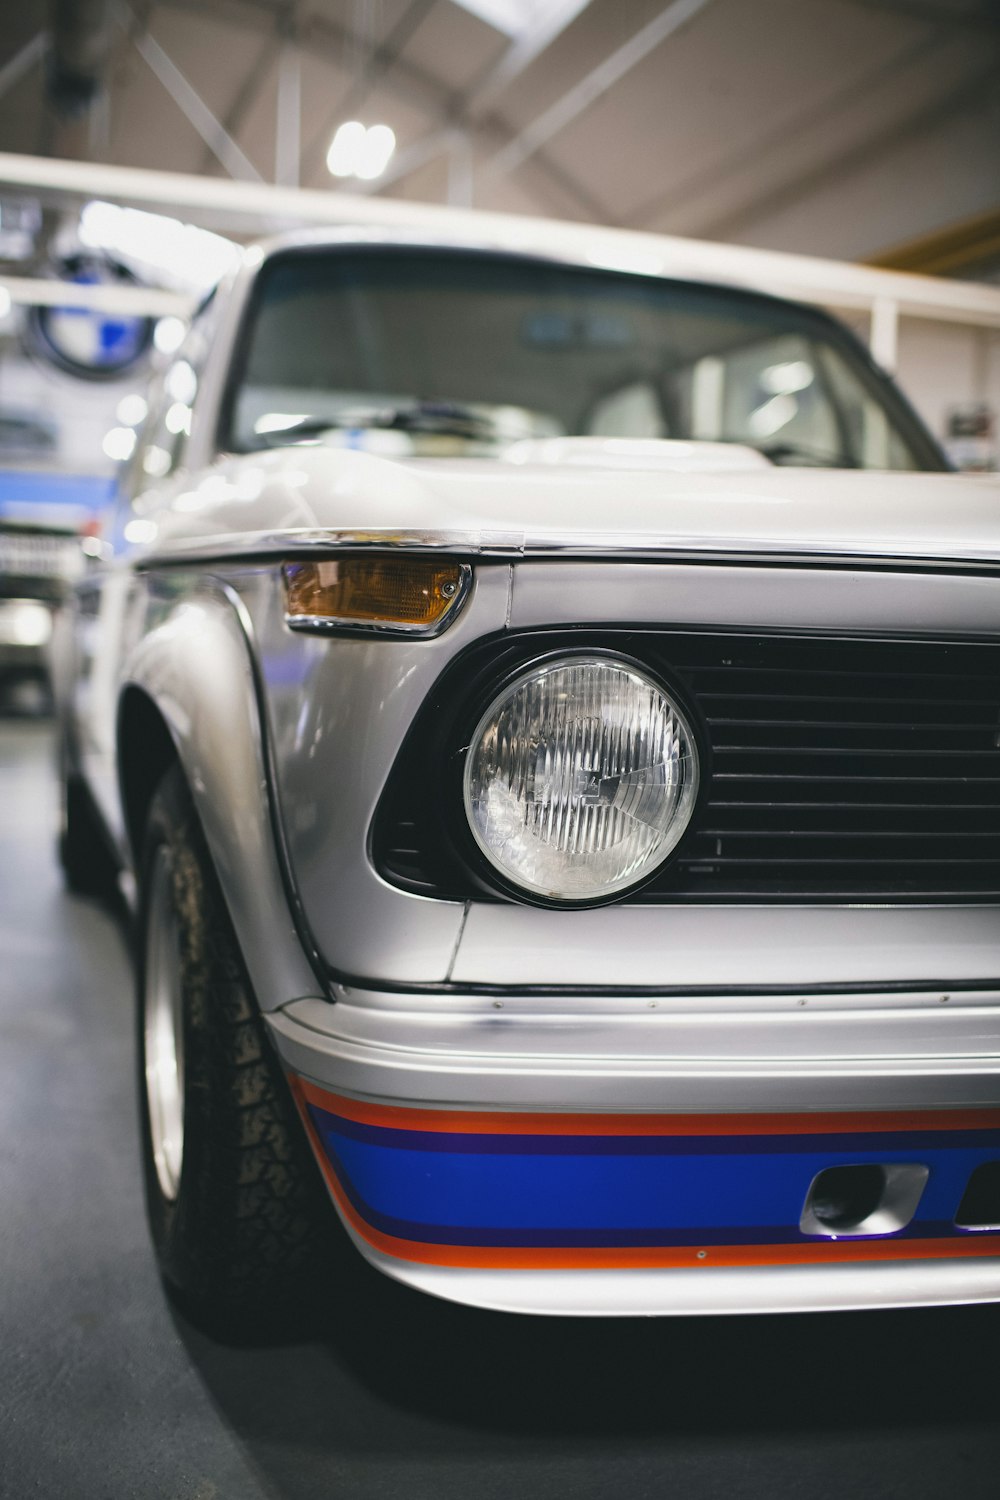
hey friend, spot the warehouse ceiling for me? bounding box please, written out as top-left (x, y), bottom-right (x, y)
top-left (0, 0), bottom-right (998, 265)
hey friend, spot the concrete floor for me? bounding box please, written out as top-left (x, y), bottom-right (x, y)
top-left (3, 714), bottom-right (1000, 1500)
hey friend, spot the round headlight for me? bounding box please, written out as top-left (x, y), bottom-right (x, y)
top-left (463, 654), bottom-right (699, 902)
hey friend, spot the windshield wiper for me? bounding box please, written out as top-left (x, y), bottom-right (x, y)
top-left (255, 401), bottom-right (502, 447)
top-left (755, 440), bottom-right (858, 468)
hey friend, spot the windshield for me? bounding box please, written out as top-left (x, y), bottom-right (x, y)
top-left (224, 248), bottom-right (941, 470)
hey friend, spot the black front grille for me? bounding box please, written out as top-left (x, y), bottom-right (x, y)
top-left (374, 631), bottom-right (1000, 904)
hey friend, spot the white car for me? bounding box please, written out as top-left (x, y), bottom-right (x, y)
top-left (59, 230), bottom-right (1000, 1325)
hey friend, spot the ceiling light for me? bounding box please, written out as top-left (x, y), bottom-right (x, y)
top-left (327, 121), bottom-right (366, 177)
top-left (355, 124), bottom-right (396, 180)
top-left (326, 121), bottom-right (396, 180)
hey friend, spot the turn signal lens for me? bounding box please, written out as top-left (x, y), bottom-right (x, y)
top-left (283, 557), bottom-right (469, 634)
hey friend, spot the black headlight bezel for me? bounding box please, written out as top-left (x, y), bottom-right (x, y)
top-left (369, 629), bottom-right (711, 911)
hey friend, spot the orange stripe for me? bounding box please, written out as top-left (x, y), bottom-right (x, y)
top-left (288, 1076), bottom-right (1000, 1272)
top-left (294, 1076), bottom-right (1000, 1139)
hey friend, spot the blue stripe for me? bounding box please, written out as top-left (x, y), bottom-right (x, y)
top-left (325, 1145), bottom-right (974, 1248)
top-left (0, 470), bottom-right (115, 515)
top-left (309, 1105), bottom-right (1000, 1247)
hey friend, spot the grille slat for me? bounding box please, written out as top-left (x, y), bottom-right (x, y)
top-left (708, 718), bottom-right (999, 732)
top-left (694, 829), bottom-right (1000, 842)
top-left (713, 772), bottom-right (1000, 783)
top-left (678, 855), bottom-right (1000, 866)
top-left (373, 631), bottom-right (1000, 904)
top-left (656, 633), bottom-right (1000, 899)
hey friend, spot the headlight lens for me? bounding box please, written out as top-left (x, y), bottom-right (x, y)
top-left (463, 655), bottom-right (699, 902)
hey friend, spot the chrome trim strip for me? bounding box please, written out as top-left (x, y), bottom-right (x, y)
top-left (138, 528), bottom-right (1000, 571)
top-left (345, 1239), bottom-right (1000, 1316)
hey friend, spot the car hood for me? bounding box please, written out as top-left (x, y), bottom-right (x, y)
top-left (146, 441), bottom-right (1000, 565)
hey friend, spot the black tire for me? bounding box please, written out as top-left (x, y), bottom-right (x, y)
top-left (137, 761), bottom-right (327, 1329)
top-left (59, 768), bottom-right (120, 898)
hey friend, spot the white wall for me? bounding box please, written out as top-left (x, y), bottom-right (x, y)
top-left (895, 317), bottom-right (1000, 457)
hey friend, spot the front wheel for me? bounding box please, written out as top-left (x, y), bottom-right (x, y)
top-left (137, 762), bottom-right (328, 1328)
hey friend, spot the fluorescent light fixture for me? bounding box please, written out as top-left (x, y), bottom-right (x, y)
top-left (79, 201), bottom-right (239, 294)
top-left (327, 121), bottom-right (396, 180)
top-left (452, 0), bottom-right (590, 40)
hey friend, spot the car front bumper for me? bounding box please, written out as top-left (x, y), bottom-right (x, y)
top-left (267, 984), bottom-right (1000, 1315)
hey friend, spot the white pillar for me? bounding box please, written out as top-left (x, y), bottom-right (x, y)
top-left (870, 296), bottom-right (899, 374)
top-left (275, 45), bottom-right (301, 189)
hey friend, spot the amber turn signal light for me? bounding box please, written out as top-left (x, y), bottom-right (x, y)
top-left (283, 556), bottom-right (469, 635)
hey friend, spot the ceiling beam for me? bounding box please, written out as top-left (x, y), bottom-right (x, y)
top-left (157, 0), bottom-right (612, 218)
top-left (4, 149), bottom-right (1000, 330)
top-left (0, 30), bottom-right (49, 103)
top-left (481, 0), bottom-right (715, 184)
top-left (627, 25), bottom-right (947, 230)
top-left (463, 0), bottom-right (592, 118)
top-left (274, 42), bottom-right (301, 186)
top-left (299, 0), bottom-right (439, 185)
top-left (868, 206), bottom-right (1000, 275)
top-left (359, 0), bottom-right (597, 200)
top-left (358, 113), bottom-right (611, 219)
top-left (0, 270), bottom-right (190, 315)
top-left (119, 3), bottom-right (264, 179)
top-left (197, 32), bottom-right (276, 175)
top-left (364, 0), bottom-right (715, 215)
top-left (158, 0), bottom-right (453, 134)
top-left (697, 59), bottom-right (1000, 241)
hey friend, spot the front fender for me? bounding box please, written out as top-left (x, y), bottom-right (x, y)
top-left (122, 577), bottom-right (321, 1011)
